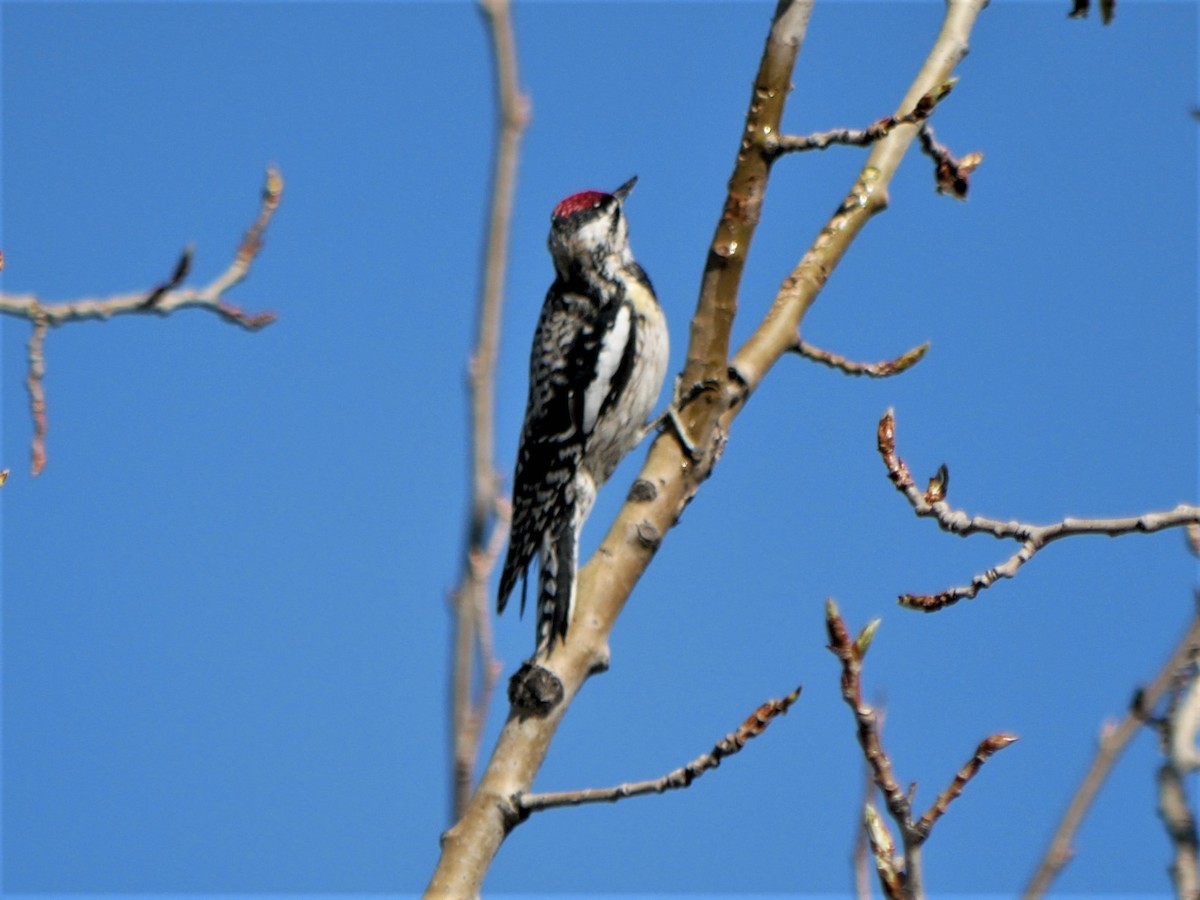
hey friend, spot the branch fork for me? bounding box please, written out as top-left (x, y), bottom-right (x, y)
top-left (0, 167), bottom-right (282, 475)
top-left (826, 600), bottom-right (1015, 898)
top-left (878, 408), bottom-right (1200, 611)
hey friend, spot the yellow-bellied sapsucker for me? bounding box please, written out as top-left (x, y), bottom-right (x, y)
top-left (497, 177), bottom-right (669, 653)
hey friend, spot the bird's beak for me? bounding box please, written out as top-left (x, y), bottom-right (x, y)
top-left (613, 176), bottom-right (638, 203)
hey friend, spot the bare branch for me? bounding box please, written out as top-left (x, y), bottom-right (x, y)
top-left (1159, 761), bottom-right (1200, 897)
top-left (854, 704), bottom-right (886, 900)
top-left (1, 169), bottom-right (281, 475)
top-left (1024, 609), bottom-right (1200, 896)
top-left (0, 167), bottom-right (281, 330)
top-left (450, 496), bottom-right (512, 821)
top-left (794, 337), bottom-right (929, 378)
top-left (729, 0), bottom-right (984, 398)
top-left (516, 686), bottom-right (801, 815)
top-left (864, 803), bottom-right (904, 899)
top-left (826, 601), bottom-right (912, 829)
top-left (1170, 665), bottom-right (1200, 773)
top-left (915, 734), bottom-right (1018, 837)
top-left (26, 313), bottom-right (48, 476)
top-left (877, 408), bottom-right (1200, 611)
top-left (1160, 625), bottom-right (1200, 897)
top-left (446, 0), bottom-right (530, 824)
top-left (766, 80), bottom-right (956, 157)
top-left (827, 600), bottom-right (1015, 898)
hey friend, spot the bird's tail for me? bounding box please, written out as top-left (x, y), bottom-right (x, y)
top-left (536, 515), bottom-right (577, 652)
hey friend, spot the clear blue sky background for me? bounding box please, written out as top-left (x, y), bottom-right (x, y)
top-left (1, 1), bottom-right (1196, 896)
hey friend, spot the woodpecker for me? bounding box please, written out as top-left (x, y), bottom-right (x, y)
top-left (498, 176), bottom-right (669, 653)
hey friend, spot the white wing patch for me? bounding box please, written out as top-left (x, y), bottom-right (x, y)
top-left (581, 303), bottom-right (630, 435)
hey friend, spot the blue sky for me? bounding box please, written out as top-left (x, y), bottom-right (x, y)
top-left (1, 1), bottom-right (1196, 896)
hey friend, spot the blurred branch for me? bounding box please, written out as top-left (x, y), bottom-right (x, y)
top-left (854, 704), bottom-right (886, 900)
top-left (1158, 761), bottom-right (1199, 897)
top-left (1153, 600), bottom-right (1200, 898)
top-left (0, 168), bottom-right (280, 329)
top-left (1161, 674), bottom-right (1200, 898)
top-left (827, 600), bottom-right (1015, 899)
top-left (877, 408), bottom-right (1200, 611)
top-left (794, 337), bottom-right (929, 378)
top-left (26, 313), bottom-right (48, 476)
top-left (0, 168), bottom-right (280, 475)
top-left (447, 0), bottom-right (530, 823)
top-left (1024, 607), bottom-right (1200, 897)
top-left (428, 2), bottom-right (989, 892)
top-left (516, 687), bottom-right (800, 816)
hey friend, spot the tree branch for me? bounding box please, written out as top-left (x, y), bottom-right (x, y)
top-left (1161, 689), bottom-right (1200, 897)
top-left (516, 687), bottom-right (800, 815)
top-left (447, 0), bottom-right (530, 824)
top-left (793, 337), bottom-right (929, 378)
top-left (0, 168), bottom-right (281, 329)
top-left (0, 168), bottom-right (281, 475)
top-left (1024, 607), bottom-right (1200, 896)
top-left (877, 408), bottom-right (1200, 611)
top-left (827, 600), bottom-right (1015, 899)
top-left (765, 78), bottom-right (955, 157)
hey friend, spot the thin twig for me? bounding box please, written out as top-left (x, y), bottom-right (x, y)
top-left (826, 605), bottom-right (909, 824)
top-left (915, 733), bottom-right (1018, 837)
top-left (1024, 609), bottom-right (1200, 896)
top-left (447, 0), bottom-right (529, 823)
top-left (794, 337), bottom-right (929, 378)
top-left (517, 687), bottom-right (801, 815)
top-left (766, 80), bottom-right (956, 158)
top-left (877, 408), bottom-right (1200, 611)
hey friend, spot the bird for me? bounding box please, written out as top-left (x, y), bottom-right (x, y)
top-left (497, 176), bottom-right (669, 653)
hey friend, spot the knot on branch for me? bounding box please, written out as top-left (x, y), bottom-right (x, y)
top-left (508, 661), bottom-right (564, 718)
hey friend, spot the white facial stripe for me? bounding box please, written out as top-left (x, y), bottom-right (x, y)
top-left (570, 215), bottom-right (611, 255)
top-left (582, 303), bottom-right (631, 435)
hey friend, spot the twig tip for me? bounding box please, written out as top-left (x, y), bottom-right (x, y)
top-left (264, 166), bottom-right (284, 203)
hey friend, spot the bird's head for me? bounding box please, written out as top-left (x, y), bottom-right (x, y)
top-left (548, 176), bottom-right (637, 281)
